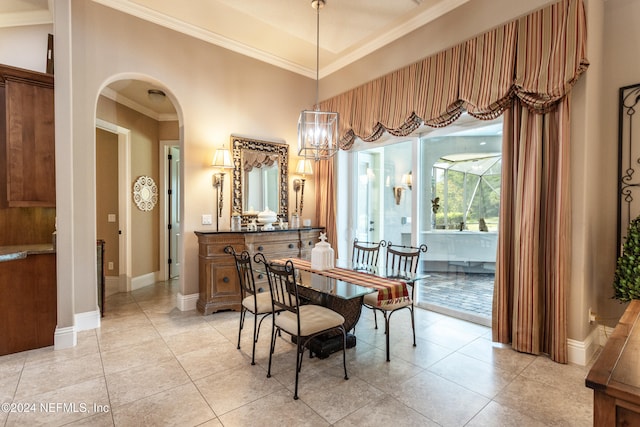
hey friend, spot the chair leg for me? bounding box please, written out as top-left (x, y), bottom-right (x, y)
top-left (410, 306), bottom-right (416, 347)
top-left (250, 312), bottom-right (258, 365)
top-left (266, 323), bottom-right (277, 379)
top-left (373, 308), bottom-right (378, 329)
top-left (341, 327), bottom-right (349, 380)
top-left (237, 308), bottom-right (246, 350)
top-left (294, 341), bottom-right (303, 400)
top-left (385, 314), bottom-right (391, 362)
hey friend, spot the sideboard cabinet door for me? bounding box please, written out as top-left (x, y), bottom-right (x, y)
top-left (196, 235), bottom-right (244, 315)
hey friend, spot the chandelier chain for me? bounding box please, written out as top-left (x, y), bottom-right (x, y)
top-left (315, 0), bottom-right (320, 110)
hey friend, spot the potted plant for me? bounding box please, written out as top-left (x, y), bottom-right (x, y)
top-left (613, 215), bottom-right (640, 302)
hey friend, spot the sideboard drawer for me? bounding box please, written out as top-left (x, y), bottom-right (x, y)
top-left (248, 241), bottom-right (298, 257)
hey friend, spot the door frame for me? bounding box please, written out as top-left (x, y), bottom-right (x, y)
top-left (159, 140), bottom-right (180, 281)
top-left (96, 118), bottom-right (132, 292)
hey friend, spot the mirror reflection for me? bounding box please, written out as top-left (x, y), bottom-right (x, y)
top-left (242, 150), bottom-right (279, 213)
top-left (231, 136), bottom-right (289, 225)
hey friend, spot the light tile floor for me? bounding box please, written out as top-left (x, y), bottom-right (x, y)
top-left (1, 279), bottom-right (595, 426)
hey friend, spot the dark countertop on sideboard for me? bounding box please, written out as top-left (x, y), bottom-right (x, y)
top-left (195, 227), bottom-right (324, 235)
top-left (0, 244), bottom-right (55, 262)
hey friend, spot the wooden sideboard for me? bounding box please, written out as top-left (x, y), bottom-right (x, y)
top-left (586, 300), bottom-right (640, 426)
top-left (194, 228), bottom-right (323, 315)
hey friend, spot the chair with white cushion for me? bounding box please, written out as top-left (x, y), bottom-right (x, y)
top-left (362, 241), bottom-right (427, 361)
top-left (225, 246), bottom-right (278, 365)
top-left (255, 253), bottom-right (348, 400)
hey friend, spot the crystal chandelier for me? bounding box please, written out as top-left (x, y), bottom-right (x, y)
top-left (297, 0), bottom-right (339, 161)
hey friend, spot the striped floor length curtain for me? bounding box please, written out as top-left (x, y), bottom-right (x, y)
top-left (493, 97), bottom-right (571, 363)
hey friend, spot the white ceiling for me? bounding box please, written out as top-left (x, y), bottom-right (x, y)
top-left (0, 0), bottom-right (469, 78)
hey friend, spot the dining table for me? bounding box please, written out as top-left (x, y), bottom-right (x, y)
top-left (269, 257), bottom-right (426, 358)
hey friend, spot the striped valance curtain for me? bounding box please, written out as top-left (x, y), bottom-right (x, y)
top-left (322, 0), bottom-right (588, 148)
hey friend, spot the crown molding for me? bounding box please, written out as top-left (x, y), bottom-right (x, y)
top-left (0, 9), bottom-right (52, 28)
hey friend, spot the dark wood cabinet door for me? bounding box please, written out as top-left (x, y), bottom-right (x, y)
top-left (0, 254), bottom-right (56, 356)
top-left (3, 79), bottom-right (55, 207)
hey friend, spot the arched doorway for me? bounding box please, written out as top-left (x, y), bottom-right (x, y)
top-left (95, 78), bottom-right (182, 308)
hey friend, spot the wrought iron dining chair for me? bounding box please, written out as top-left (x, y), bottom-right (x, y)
top-left (225, 246), bottom-right (279, 365)
top-left (254, 253), bottom-right (349, 400)
top-left (362, 241), bottom-right (428, 361)
top-left (351, 238), bottom-right (386, 271)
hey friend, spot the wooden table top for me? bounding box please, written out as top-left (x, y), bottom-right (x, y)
top-left (586, 300), bottom-right (640, 406)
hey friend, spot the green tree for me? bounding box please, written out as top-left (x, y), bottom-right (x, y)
top-left (613, 216), bottom-right (640, 302)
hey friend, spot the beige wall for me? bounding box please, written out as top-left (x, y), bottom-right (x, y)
top-left (2, 0), bottom-right (630, 352)
top-left (596, 0), bottom-right (640, 325)
top-left (159, 120), bottom-right (180, 141)
top-left (59, 0), bottom-right (315, 319)
top-left (0, 24), bottom-right (51, 73)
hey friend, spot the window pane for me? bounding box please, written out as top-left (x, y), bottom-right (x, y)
top-left (354, 140), bottom-right (413, 246)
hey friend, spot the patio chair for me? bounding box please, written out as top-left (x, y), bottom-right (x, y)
top-left (351, 238), bottom-right (386, 271)
top-left (254, 253), bottom-right (349, 400)
top-left (362, 241), bottom-right (427, 361)
top-left (225, 246), bottom-right (279, 365)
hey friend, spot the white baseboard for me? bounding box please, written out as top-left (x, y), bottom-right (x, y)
top-left (567, 324), bottom-right (615, 365)
top-left (75, 309), bottom-right (101, 331)
top-left (54, 326), bottom-right (77, 350)
top-left (131, 272), bottom-right (157, 291)
top-left (177, 292), bottom-right (198, 311)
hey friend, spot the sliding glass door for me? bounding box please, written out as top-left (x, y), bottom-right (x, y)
top-left (347, 115), bottom-right (503, 326)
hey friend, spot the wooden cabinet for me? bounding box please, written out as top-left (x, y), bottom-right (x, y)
top-left (0, 64), bottom-right (55, 208)
top-left (586, 300), bottom-right (640, 426)
top-left (0, 251), bottom-right (56, 356)
top-left (194, 228), bottom-right (323, 315)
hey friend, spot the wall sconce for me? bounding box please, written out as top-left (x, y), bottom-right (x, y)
top-left (212, 146), bottom-right (233, 231)
top-left (393, 186), bottom-right (404, 205)
top-left (393, 171), bottom-right (412, 205)
top-left (402, 171), bottom-right (412, 190)
top-left (293, 159), bottom-right (313, 216)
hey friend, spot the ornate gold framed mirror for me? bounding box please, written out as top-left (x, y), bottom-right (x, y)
top-left (231, 135), bottom-right (289, 225)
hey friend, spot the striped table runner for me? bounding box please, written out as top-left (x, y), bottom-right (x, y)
top-left (273, 258), bottom-right (409, 307)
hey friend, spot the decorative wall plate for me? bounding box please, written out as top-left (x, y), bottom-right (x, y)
top-left (133, 176), bottom-right (158, 211)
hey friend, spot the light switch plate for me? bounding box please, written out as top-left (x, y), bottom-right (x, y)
top-left (108, 214), bottom-right (116, 223)
top-left (202, 214), bottom-right (213, 225)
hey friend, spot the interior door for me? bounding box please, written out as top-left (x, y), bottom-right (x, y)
top-left (356, 152), bottom-right (381, 243)
top-left (169, 146), bottom-right (181, 278)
